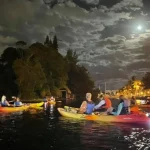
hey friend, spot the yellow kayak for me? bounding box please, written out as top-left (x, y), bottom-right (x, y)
top-left (29, 102), bottom-right (44, 108)
top-left (48, 101), bottom-right (56, 105)
top-left (0, 102), bottom-right (44, 113)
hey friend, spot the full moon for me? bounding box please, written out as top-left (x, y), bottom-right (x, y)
top-left (137, 25), bottom-right (142, 30)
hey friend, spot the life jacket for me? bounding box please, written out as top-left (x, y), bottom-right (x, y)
top-left (86, 101), bottom-right (95, 114)
top-left (119, 99), bottom-right (130, 115)
top-left (14, 101), bottom-right (22, 107)
top-left (102, 97), bottom-right (112, 109)
top-left (1, 100), bottom-right (8, 107)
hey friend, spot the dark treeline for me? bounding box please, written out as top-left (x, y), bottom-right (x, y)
top-left (0, 35), bottom-right (95, 100)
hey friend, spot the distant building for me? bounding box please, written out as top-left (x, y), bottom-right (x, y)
top-left (59, 87), bottom-right (74, 99)
top-left (105, 90), bottom-right (118, 95)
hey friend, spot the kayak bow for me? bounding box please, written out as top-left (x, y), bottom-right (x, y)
top-left (29, 102), bottom-right (44, 108)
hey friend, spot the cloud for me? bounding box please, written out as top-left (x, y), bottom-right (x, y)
top-left (0, 35), bottom-right (18, 54)
top-left (0, 26), bottom-right (3, 31)
top-left (0, 0), bottom-right (46, 28)
top-left (0, 45), bottom-right (8, 55)
top-left (0, 0), bottom-right (149, 89)
top-left (110, 0), bottom-right (143, 11)
top-left (80, 0), bottom-right (99, 5)
top-left (0, 35), bottom-right (17, 44)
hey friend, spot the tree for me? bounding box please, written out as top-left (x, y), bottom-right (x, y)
top-left (44, 35), bottom-right (50, 45)
top-left (27, 42), bottom-right (68, 97)
top-left (16, 41), bottom-right (27, 58)
top-left (52, 35), bottom-right (58, 51)
top-left (44, 35), bottom-right (53, 48)
top-left (65, 49), bottom-right (78, 65)
top-left (1, 47), bottom-right (19, 65)
top-left (0, 47), bottom-right (20, 98)
top-left (142, 72), bottom-right (150, 89)
top-left (65, 49), bottom-right (94, 97)
top-left (0, 39), bottom-right (95, 100)
top-left (131, 76), bottom-right (136, 81)
top-left (13, 49), bottom-right (48, 99)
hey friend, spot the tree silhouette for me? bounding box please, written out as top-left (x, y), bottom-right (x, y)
top-left (142, 72), bottom-right (150, 89)
top-left (16, 41), bottom-right (27, 58)
top-left (52, 35), bottom-right (58, 51)
top-left (44, 35), bottom-right (50, 45)
top-left (44, 35), bottom-right (53, 48)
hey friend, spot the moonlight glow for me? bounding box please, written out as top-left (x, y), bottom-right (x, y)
top-left (137, 25), bottom-right (142, 30)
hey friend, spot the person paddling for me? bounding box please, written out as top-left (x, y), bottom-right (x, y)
top-left (79, 93), bottom-right (95, 114)
top-left (14, 97), bottom-right (23, 107)
top-left (110, 95), bottom-right (130, 116)
top-left (93, 94), bottom-right (112, 114)
top-left (1, 95), bottom-right (10, 107)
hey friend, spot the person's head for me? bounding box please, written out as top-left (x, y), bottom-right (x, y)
top-left (104, 94), bottom-right (110, 99)
top-left (1, 95), bottom-right (6, 101)
top-left (16, 97), bottom-right (20, 101)
top-left (98, 94), bottom-right (104, 100)
top-left (50, 96), bottom-right (55, 101)
top-left (119, 95), bottom-right (124, 100)
top-left (86, 93), bottom-right (92, 101)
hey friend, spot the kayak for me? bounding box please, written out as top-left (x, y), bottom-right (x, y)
top-left (0, 102), bottom-right (44, 113)
top-left (0, 105), bottom-right (29, 113)
top-left (139, 104), bottom-right (150, 108)
top-left (29, 102), bottom-right (44, 108)
top-left (57, 107), bottom-right (150, 123)
top-left (48, 101), bottom-right (56, 105)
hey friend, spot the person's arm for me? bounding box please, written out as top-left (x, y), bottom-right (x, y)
top-left (111, 103), bottom-right (123, 116)
top-left (105, 107), bottom-right (113, 113)
top-left (94, 100), bottom-right (105, 110)
top-left (20, 102), bottom-right (23, 106)
top-left (79, 101), bottom-right (87, 113)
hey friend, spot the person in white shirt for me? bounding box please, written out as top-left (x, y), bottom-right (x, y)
top-left (1, 95), bottom-right (10, 106)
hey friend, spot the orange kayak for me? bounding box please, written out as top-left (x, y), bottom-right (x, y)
top-left (0, 105), bottom-right (29, 113)
top-left (57, 107), bottom-right (150, 123)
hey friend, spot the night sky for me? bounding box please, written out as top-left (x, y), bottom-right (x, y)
top-left (1, 0), bottom-right (150, 90)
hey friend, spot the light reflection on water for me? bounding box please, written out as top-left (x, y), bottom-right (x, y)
top-left (0, 107), bottom-right (150, 150)
top-left (124, 128), bottom-right (150, 150)
top-left (57, 117), bottom-right (150, 150)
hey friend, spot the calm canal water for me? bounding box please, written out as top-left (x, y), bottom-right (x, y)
top-left (0, 103), bottom-right (150, 150)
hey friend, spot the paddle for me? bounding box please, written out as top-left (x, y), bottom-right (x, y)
top-left (9, 100), bottom-right (15, 103)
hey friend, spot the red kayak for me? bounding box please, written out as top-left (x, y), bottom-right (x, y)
top-left (58, 107), bottom-right (150, 123)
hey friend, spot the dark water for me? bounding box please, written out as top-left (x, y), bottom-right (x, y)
top-left (0, 103), bottom-right (150, 150)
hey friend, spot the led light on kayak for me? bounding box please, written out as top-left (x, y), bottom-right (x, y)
top-left (146, 113), bottom-right (150, 117)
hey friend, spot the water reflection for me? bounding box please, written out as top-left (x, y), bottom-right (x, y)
top-left (0, 107), bottom-right (150, 150)
top-left (58, 117), bottom-right (150, 150)
top-left (124, 128), bottom-right (150, 150)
